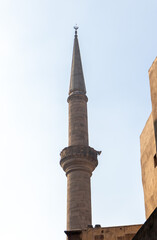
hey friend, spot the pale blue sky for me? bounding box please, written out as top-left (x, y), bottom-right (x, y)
top-left (0, 0), bottom-right (157, 239)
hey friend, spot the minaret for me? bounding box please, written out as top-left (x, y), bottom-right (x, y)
top-left (60, 26), bottom-right (100, 231)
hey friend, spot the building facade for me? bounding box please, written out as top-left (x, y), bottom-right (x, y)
top-left (140, 58), bottom-right (157, 219)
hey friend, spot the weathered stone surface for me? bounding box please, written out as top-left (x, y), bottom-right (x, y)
top-left (149, 57), bottom-right (157, 153)
top-left (68, 92), bottom-right (88, 146)
top-left (65, 224), bottom-right (142, 240)
top-left (140, 113), bottom-right (156, 219)
top-left (60, 146), bottom-right (99, 175)
top-left (60, 146), bottom-right (99, 230)
top-left (140, 58), bottom-right (157, 219)
top-left (67, 170), bottom-right (91, 230)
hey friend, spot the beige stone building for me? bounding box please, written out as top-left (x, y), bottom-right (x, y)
top-left (140, 58), bottom-right (157, 220)
top-left (60, 27), bottom-right (157, 240)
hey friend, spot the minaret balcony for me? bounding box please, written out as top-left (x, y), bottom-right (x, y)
top-left (60, 146), bottom-right (101, 176)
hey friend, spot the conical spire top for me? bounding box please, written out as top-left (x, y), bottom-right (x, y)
top-left (74, 25), bottom-right (79, 36)
top-left (69, 26), bottom-right (86, 95)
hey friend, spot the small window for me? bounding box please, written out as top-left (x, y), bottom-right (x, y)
top-left (154, 154), bottom-right (157, 168)
top-left (95, 235), bottom-right (104, 240)
top-left (117, 237), bottom-right (124, 240)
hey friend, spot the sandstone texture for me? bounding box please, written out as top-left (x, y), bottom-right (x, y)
top-left (140, 58), bottom-right (157, 219)
top-left (65, 224), bottom-right (142, 240)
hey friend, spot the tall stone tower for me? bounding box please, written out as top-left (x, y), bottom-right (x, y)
top-left (140, 57), bottom-right (157, 219)
top-left (60, 27), bottom-right (100, 231)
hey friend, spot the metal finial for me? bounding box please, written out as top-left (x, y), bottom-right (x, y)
top-left (74, 25), bottom-right (79, 36)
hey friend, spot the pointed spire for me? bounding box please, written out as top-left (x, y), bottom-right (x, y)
top-left (69, 26), bottom-right (86, 95)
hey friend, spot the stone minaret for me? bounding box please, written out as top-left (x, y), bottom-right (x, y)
top-left (60, 27), bottom-right (100, 231)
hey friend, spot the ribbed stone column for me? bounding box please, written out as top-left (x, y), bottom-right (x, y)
top-left (60, 27), bottom-right (100, 231)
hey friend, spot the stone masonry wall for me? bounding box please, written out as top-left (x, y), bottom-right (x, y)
top-left (149, 57), bottom-right (157, 153)
top-left (81, 225), bottom-right (141, 240)
top-left (65, 224), bottom-right (141, 240)
top-left (140, 57), bottom-right (157, 219)
top-left (140, 113), bottom-right (157, 219)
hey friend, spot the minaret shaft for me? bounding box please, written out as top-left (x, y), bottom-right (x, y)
top-left (68, 93), bottom-right (88, 146)
top-left (67, 170), bottom-right (91, 229)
